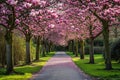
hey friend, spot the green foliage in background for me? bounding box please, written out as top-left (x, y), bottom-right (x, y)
top-left (13, 34), bottom-right (26, 65)
top-left (0, 31), bottom-right (36, 66)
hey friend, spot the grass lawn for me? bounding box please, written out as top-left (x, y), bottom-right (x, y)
top-left (0, 52), bottom-right (55, 80)
top-left (67, 52), bottom-right (120, 80)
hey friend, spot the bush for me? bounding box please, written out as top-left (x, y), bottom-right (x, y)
top-left (94, 47), bottom-right (104, 54)
top-left (0, 31), bottom-right (36, 66)
top-left (13, 35), bottom-right (36, 65)
top-left (85, 46), bottom-right (104, 54)
top-left (110, 39), bottom-right (120, 63)
top-left (30, 40), bottom-right (36, 61)
top-left (94, 39), bottom-right (104, 47)
top-left (13, 34), bottom-right (26, 65)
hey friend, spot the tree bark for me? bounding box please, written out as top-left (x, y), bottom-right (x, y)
top-left (48, 43), bottom-right (51, 53)
top-left (73, 41), bottom-right (76, 55)
top-left (5, 31), bottom-right (14, 74)
top-left (25, 36), bottom-right (31, 64)
top-left (68, 41), bottom-right (72, 52)
top-left (80, 40), bottom-right (85, 59)
top-left (42, 45), bottom-right (46, 57)
top-left (45, 42), bottom-right (49, 54)
top-left (102, 21), bottom-right (112, 70)
top-left (35, 37), bottom-right (40, 61)
top-left (74, 40), bottom-right (78, 57)
top-left (114, 27), bottom-right (118, 38)
top-left (89, 39), bottom-right (94, 64)
top-left (41, 39), bottom-right (46, 57)
top-left (71, 40), bottom-right (74, 54)
top-left (46, 46), bottom-right (49, 54)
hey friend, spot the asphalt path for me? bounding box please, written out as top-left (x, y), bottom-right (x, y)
top-left (31, 52), bottom-right (93, 80)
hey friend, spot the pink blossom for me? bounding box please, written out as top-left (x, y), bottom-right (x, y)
top-left (7, 0), bottom-right (18, 5)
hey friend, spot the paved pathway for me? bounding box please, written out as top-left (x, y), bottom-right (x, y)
top-left (31, 52), bottom-right (93, 80)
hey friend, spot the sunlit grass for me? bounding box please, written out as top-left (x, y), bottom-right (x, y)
top-left (0, 52), bottom-right (55, 80)
top-left (67, 52), bottom-right (120, 80)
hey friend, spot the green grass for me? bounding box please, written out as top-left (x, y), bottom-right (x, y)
top-left (67, 52), bottom-right (120, 80)
top-left (0, 52), bottom-right (55, 80)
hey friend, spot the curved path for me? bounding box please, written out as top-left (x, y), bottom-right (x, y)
top-left (31, 52), bottom-right (93, 80)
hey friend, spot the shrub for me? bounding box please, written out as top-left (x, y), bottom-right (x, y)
top-left (0, 31), bottom-right (36, 66)
top-left (85, 46), bottom-right (104, 54)
top-left (94, 39), bottom-right (104, 47)
top-left (110, 39), bottom-right (120, 63)
top-left (13, 34), bottom-right (26, 65)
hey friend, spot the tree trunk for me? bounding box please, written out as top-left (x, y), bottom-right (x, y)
top-left (80, 40), bottom-right (85, 59)
top-left (74, 40), bottom-right (78, 57)
top-left (114, 27), bottom-right (118, 38)
top-left (68, 41), bottom-right (72, 52)
top-left (1, 46), bottom-right (5, 67)
top-left (41, 39), bottom-right (46, 57)
top-left (47, 44), bottom-right (50, 53)
top-left (102, 21), bottom-right (112, 70)
top-left (89, 38), bottom-right (94, 64)
top-left (5, 31), bottom-right (14, 74)
top-left (45, 42), bottom-right (49, 54)
top-left (1, 52), bottom-right (5, 67)
top-left (46, 46), bottom-right (49, 54)
top-left (73, 41), bottom-right (75, 55)
top-left (35, 37), bottom-right (40, 61)
top-left (71, 40), bottom-right (74, 54)
top-left (42, 45), bottom-right (46, 57)
top-left (48, 43), bottom-right (51, 53)
top-left (25, 36), bottom-right (31, 64)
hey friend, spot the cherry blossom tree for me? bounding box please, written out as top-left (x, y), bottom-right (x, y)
top-left (0, 0), bottom-right (46, 74)
top-left (84, 14), bottom-right (102, 63)
top-left (60, 0), bottom-right (120, 69)
top-left (17, 16), bottom-right (35, 64)
top-left (0, 0), bottom-right (60, 73)
top-left (1, 0), bottom-right (119, 74)
top-left (78, 0), bottom-right (120, 70)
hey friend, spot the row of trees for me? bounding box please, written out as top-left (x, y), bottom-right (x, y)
top-left (59, 0), bottom-right (120, 70)
top-left (0, 0), bottom-right (59, 74)
top-left (0, 27), bottom-right (55, 73)
top-left (0, 0), bottom-right (120, 74)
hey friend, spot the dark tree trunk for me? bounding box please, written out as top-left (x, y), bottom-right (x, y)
top-left (68, 41), bottom-right (72, 52)
top-left (46, 46), bottom-right (49, 54)
top-left (47, 44), bottom-right (50, 53)
top-left (25, 36), bottom-right (31, 64)
top-left (5, 31), bottom-right (14, 74)
top-left (71, 40), bottom-right (74, 54)
top-left (89, 38), bottom-right (94, 64)
top-left (48, 43), bottom-right (51, 53)
top-left (48, 42), bottom-right (52, 52)
top-left (73, 41), bottom-right (76, 55)
top-left (102, 21), bottom-right (112, 70)
top-left (42, 45), bottom-right (46, 57)
top-left (1, 46), bottom-right (6, 67)
top-left (41, 39), bottom-right (46, 57)
top-left (114, 27), bottom-right (118, 38)
top-left (35, 37), bottom-right (40, 61)
top-left (80, 40), bottom-right (85, 59)
top-left (45, 42), bottom-right (49, 54)
top-left (1, 52), bottom-right (5, 67)
top-left (74, 40), bottom-right (78, 57)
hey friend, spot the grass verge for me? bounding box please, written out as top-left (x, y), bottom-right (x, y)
top-left (67, 52), bottom-right (120, 80)
top-left (0, 52), bottom-right (55, 80)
